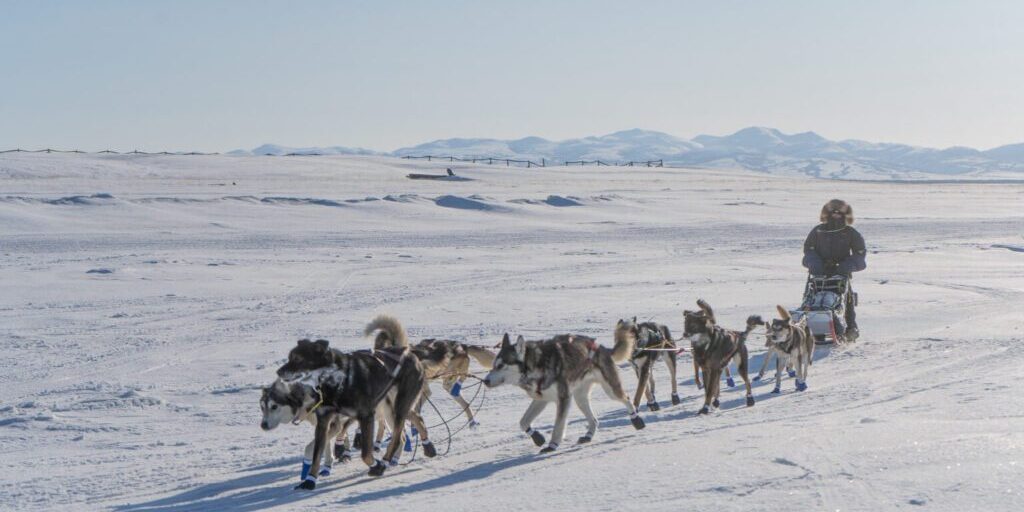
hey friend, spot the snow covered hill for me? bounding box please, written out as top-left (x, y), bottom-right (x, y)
top-left (234, 127), bottom-right (1024, 180)
top-left (0, 153), bottom-right (1022, 511)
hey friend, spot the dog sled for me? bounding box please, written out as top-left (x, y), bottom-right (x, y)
top-left (789, 275), bottom-right (856, 345)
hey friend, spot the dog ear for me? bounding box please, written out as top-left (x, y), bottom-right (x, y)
top-left (776, 305), bottom-right (791, 321)
top-left (515, 335), bottom-right (526, 358)
top-left (297, 338), bottom-right (312, 347)
top-left (501, 332), bottom-right (511, 348)
top-left (314, 339), bottom-right (330, 351)
top-left (632, 316), bottom-right (637, 325)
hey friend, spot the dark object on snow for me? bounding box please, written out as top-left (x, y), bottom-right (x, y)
top-left (407, 168), bottom-right (458, 180)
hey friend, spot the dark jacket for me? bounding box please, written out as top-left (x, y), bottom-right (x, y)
top-left (802, 224), bottom-right (867, 276)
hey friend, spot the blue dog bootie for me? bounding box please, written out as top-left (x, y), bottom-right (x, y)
top-left (300, 458), bottom-right (313, 481)
top-left (450, 381), bottom-right (462, 397)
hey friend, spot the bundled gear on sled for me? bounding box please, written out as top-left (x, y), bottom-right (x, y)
top-left (791, 275), bottom-right (857, 344)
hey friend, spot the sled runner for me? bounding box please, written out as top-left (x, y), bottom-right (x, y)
top-left (790, 275), bottom-right (856, 345)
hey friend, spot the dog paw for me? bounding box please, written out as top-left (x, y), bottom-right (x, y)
top-left (299, 459), bottom-right (312, 481)
top-left (373, 442), bottom-right (383, 453)
top-left (294, 478), bottom-right (316, 491)
top-left (771, 387), bottom-right (781, 394)
top-left (726, 377), bottom-right (736, 388)
top-left (333, 444), bottom-right (348, 461)
top-left (746, 395), bottom-right (755, 407)
top-left (646, 401), bottom-right (660, 412)
top-left (753, 375), bottom-right (762, 382)
top-left (796, 381), bottom-right (808, 392)
top-left (422, 440), bottom-right (437, 458)
top-left (367, 460), bottom-right (386, 477)
top-left (338, 453), bottom-right (352, 464)
top-left (787, 369), bottom-right (797, 378)
top-left (630, 414), bottom-right (646, 430)
top-left (697, 406), bottom-right (710, 415)
top-left (539, 444), bottom-right (558, 454)
top-left (528, 429), bottom-right (546, 447)
top-left (577, 435), bottom-right (592, 444)
top-left (712, 398), bottom-right (720, 408)
top-left (671, 393), bottom-right (681, 405)
top-left (469, 419), bottom-right (480, 429)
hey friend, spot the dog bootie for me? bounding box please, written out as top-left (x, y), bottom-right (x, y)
top-left (333, 443), bottom-right (348, 461)
top-left (788, 369), bottom-right (797, 378)
top-left (404, 433), bottom-right (413, 452)
top-left (698, 406), bottom-right (710, 415)
top-left (540, 443), bottom-right (558, 454)
top-left (671, 393), bottom-right (681, 405)
top-left (647, 401), bottom-right (660, 412)
top-left (771, 386), bottom-right (781, 394)
top-left (368, 460), bottom-right (386, 477)
top-left (469, 419), bottom-right (480, 429)
top-left (526, 428), bottom-right (546, 447)
top-left (422, 439), bottom-right (437, 457)
top-left (712, 398), bottom-right (720, 408)
top-left (450, 381), bottom-right (462, 397)
top-left (295, 474), bottom-right (316, 490)
top-left (746, 395), bottom-right (755, 407)
top-left (353, 431), bottom-right (363, 448)
top-left (318, 465), bottom-right (331, 477)
top-left (753, 375), bottom-right (762, 382)
top-left (796, 380), bottom-right (808, 392)
top-left (726, 376), bottom-right (736, 388)
top-left (300, 458), bottom-right (313, 481)
top-left (577, 434), bottom-right (592, 444)
top-left (630, 412), bottom-right (646, 430)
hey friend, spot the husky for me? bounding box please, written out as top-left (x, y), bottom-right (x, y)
top-left (683, 299), bottom-right (763, 414)
top-left (483, 332), bottom-right (645, 453)
top-left (619, 318), bottom-right (680, 411)
top-left (260, 378), bottom-right (392, 481)
top-left (365, 315), bottom-right (496, 425)
top-left (411, 339), bottom-right (495, 425)
top-left (272, 338), bottom-right (435, 490)
top-left (755, 305), bottom-right (814, 393)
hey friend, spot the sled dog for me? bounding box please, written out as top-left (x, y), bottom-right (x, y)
top-left (683, 299), bottom-right (763, 414)
top-left (271, 337), bottom-right (434, 490)
top-left (365, 315), bottom-right (496, 425)
top-left (619, 318), bottom-right (680, 410)
top-left (756, 305), bottom-right (814, 393)
top-left (483, 332), bottom-right (645, 453)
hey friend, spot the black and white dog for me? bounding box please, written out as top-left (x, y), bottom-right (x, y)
top-left (267, 338), bottom-right (435, 490)
top-left (683, 299), bottom-right (763, 414)
top-left (755, 305), bottom-right (814, 393)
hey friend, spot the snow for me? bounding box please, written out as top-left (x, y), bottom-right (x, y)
top-left (1, 152), bottom-right (1022, 511)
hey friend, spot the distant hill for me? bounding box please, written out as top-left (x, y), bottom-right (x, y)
top-left (232, 128), bottom-right (1024, 180)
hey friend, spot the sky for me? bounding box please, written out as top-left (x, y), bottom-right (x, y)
top-left (2, 0), bottom-right (1023, 153)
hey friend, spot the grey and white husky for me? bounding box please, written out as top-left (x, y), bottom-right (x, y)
top-left (683, 299), bottom-right (763, 415)
top-left (619, 318), bottom-right (680, 411)
top-left (482, 332), bottom-right (646, 453)
top-left (756, 305), bottom-right (814, 393)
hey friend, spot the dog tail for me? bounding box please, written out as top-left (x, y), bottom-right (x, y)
top-left (611, 324), bottom-right (637, 364)
top-left (463, 345), bottom-right (496, 368)
top-left (364, 314), bottom-right (408, 349)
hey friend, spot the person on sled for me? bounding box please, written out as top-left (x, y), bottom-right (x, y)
top-left (802, 199), bottom-right (866, 341)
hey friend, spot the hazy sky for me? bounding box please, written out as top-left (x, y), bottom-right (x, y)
top-left (2, 1), bottom-right (1023, 152)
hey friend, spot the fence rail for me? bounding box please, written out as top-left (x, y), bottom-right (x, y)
top-left (0, 148), bottom-right (664, 167)
top-left (0, 148), bottom-right (220, 155)
top-left (402, 155), bottom-right (664, 168)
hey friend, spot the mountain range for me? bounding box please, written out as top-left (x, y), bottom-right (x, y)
top-left (231, 128), bottom-right (1024, 180)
